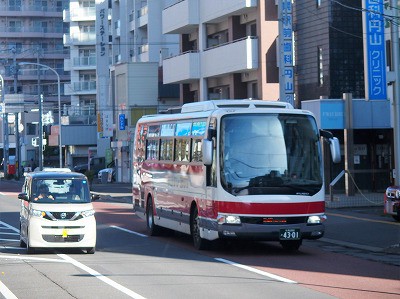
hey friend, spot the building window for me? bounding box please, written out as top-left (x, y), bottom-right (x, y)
top-left (318, 46), bottom-right (324, 86)
top-left (27, 123), bottom-right (37, 136)
top-left (317, 0), bottom-right (322, 8)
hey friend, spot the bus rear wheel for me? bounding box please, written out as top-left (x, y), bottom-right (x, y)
top-left (146, 197), bottom-right (161, 236)
top-left (191, 207), bottom-right (208, 250)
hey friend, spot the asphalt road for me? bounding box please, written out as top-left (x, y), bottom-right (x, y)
top-left (0, 179), bottom-right (399, 299)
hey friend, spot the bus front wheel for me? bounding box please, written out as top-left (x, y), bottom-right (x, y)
top-left (191, 206), bottom-right (208, 250)
top-left (146, 197), bottom-right (161, 236)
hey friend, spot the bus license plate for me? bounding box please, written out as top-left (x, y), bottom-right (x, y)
top-left (279, 228), bottom-right (300, 240)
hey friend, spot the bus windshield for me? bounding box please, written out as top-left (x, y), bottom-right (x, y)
top-left (220, 114), bottom-right (323, 196)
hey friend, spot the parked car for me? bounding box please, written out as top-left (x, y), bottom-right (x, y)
top-left (74, 157), bottom-right (105, 177)
top-left (384, 186), bottom-right (400, 221)
top-left (97, 161), bottom-right (115, 183)
top-left (18, 170), bottom-right (99, 254)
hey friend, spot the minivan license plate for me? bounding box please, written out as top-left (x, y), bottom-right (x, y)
top-left (279, 228), bottom-right (300, 240)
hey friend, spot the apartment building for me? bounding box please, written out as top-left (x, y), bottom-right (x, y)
top-left (0, 0), bottom-right (70, 174)
top-left (108, 0), bottom-right (180, 182)
top-left (162, 0), bottom-right (279, 102)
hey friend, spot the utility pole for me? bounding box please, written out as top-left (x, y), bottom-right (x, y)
top-left (39, 94), bottom-right (43, 170)
top-left (391, 0), bottom-right (400, 186)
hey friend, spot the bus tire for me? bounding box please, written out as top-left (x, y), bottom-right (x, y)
top-left (191, 206), bottom-right (208, 250)
top-left (146, 197), bottom-right (161, 236)
top-left (280, 239), bottom-right (302, 251)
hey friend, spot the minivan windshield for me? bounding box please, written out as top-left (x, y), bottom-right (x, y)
top-left (220, 114), bottom-right (323, 196)
top-left (32, 178), bottom-right (90, 203)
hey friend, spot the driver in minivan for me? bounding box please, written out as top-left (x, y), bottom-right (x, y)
top-left (34, 184), bottom-right (54, 201)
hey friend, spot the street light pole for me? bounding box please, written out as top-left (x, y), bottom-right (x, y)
top-left (0, 74), bottom-right (7, 176)
top-left (18, 62), bottom-right (62, 168)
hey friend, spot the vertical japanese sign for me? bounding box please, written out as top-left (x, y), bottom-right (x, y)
top-left (363, 0), bottom-right (387, 100)
top-left (279, 0), bottom-right (294, 106)
top-left (96, 0), bottom-right (112, 137)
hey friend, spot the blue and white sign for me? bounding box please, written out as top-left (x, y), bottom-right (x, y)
top-left (363, 0), bottom-right (387, 100)
top-left (119, 113), bottom-right (126, 130)
top-left (279, 0), bottom-right (294, 106)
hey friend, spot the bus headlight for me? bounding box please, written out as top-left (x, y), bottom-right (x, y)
top-left (307, 215), bottom-right (327, 224)
top-left (217, 214), bottom-right (241, 225)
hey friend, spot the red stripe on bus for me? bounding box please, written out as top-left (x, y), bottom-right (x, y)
top-left (215, 201), bottom-right (325, 215)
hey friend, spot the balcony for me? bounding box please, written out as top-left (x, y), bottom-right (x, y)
top-left (65, 56), bottom-right (96, 70)
top-left (64, 81), bottom-right (96, 96)
top-left (162, 0), bottom-right (199, 34)
top-left (137, 6), bottom-right (148, 28)
top-left (163, 50), bottom-right (200, 84)
top-left (63, 7), bottom-right (96, 22)
top-left (202, 36), bottom-right (258, 78)
top-left (0, 26), bottom-right (63, 38)
top-left (64, 32), bottom-right (96, 45)
top-left (201, 0), bottom-right (258, 23)
top-left (0, 5), bottom-right (62, 17)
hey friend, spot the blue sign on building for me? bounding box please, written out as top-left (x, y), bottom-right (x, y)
top-left (119, 114), bottom-right (126, 130)
top-left (364, 0), bottom-right (387, 100)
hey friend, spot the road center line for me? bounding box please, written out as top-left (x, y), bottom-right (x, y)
top-left (58, 254), bottom-right (147, 299)
top-left (215, 258), bottom-right (297, 284)
top-left (0, 254), bottom-right (69, 263)
top-left (110, 225), bottom-right (147, 237)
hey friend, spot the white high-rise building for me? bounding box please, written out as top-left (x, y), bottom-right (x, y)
top-left (0, 0), bottom-right (70, 173)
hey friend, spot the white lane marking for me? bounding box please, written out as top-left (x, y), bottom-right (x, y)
top-left (110, 225), bottom-right (147, 238)
top-left (0, 254), bottom-right (69, 263)
top-left (0, 280), bottom-right (18, 299)
top-left (0, 222), bottom-right (19, 233)
top-left (0, 192), bottom-right (6, 196)
top-left (58, 254), bottom-right (147, 299)
top-left (215, 258), bottom-right (297, 284)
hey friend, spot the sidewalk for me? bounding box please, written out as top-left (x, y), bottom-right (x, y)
top-left (325, 192), bottom-right (384, 209)
top-left (90, 182), bottom-right (132, 204)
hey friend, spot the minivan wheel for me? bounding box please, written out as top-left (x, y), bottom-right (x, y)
top-left (26, 230), bottom-right (35, 254)
top-left (86, 247), bottom-right (95, 254)
top-left (19, 224), bottom-right (26, 248)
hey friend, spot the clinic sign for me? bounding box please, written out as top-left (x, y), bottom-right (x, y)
top-left (278, 0), bottom-right (294, 106)
top-left (363, 0), bottom-right (387, 100)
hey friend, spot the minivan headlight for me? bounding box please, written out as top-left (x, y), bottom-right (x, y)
top-left (31, 209), bottom-right (45, 218)
top-left (81, 209), bottom-right (95, 218)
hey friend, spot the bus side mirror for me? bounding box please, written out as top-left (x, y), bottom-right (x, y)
top-left (329, 137), bottom-right (341, 163)
top-left (202, 139), bottom-right (213, 166)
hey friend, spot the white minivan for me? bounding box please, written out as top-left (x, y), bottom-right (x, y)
top-left (18, 170), bottom-right (98, 254)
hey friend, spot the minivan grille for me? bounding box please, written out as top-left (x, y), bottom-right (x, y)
top-left (43, 212), bottom-right (83, 221)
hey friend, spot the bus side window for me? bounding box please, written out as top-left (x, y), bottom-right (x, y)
top-left (146, 139), bottom-right (159, 160)
top-left (175, 138), bottom-right (190, 162)
top-left (160, 139), bottom-right (174, 161)
top-left (191, 139), bottom-right (203, 162)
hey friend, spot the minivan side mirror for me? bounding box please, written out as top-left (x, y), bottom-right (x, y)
top-left (18, 193), bottom-right (29, 201)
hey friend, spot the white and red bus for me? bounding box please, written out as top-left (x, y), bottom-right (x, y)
top-left (132, 100), bottom-right (340, 250)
